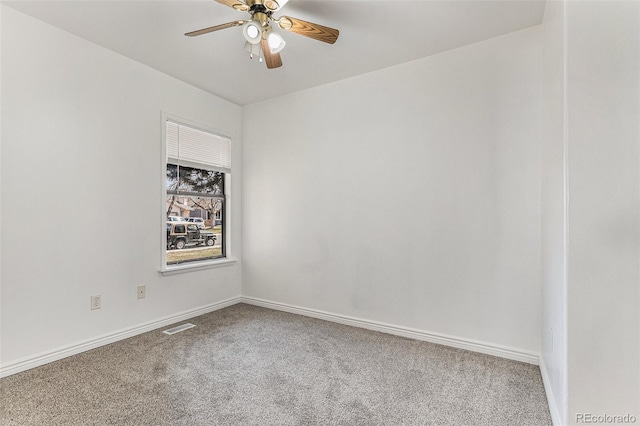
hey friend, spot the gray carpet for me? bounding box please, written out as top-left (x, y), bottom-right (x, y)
top-left (1, 304), bottom-right (551, 425)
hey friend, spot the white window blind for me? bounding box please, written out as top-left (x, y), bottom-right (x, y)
top-left (166, 121), bottom-right (231, 173)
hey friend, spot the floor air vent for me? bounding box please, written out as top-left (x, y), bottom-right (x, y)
top-left (162, 323), bottom-right (196, 335)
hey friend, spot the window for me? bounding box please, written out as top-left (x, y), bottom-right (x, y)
top-left (164, 119), bottom-right (230, 267)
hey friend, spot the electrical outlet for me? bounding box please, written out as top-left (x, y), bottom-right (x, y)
top-left (91, 295), bottom-right (101, 310)
top-left (137, 285), bottom-right (146, 299)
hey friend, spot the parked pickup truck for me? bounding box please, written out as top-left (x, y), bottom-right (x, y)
top-left (167, 222), bottom-right (216, 250)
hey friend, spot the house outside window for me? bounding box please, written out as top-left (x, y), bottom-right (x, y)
top-left (164, 118), bottom-right (231, 267)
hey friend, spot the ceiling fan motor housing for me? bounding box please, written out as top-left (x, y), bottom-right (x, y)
top-left (254, 0), bottom-right (291, 12)
top-left (246, 0), bottom-right (270, 13)
top-left (252, 12), bottom-right (268, 26)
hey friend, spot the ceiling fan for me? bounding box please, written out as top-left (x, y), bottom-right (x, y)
top-left (185, 0), bottom-right (339, 69)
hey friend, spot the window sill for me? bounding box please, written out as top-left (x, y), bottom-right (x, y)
top-left (160, 258), bottom-right (238, 276)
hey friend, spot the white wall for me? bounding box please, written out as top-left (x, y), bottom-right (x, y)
top-left (242, 27), bottom-right (542, 354)
top-left (541, 1), bottom-right (640, 423)
top-left (540, 0), bottom-right (568, 424)
top-left (565, 1), bottom-right (639, 422)
top-left (0, 6), bottom-right (242, 369)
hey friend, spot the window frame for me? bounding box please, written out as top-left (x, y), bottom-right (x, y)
top-left (160, 112), bottom-right (236, 275)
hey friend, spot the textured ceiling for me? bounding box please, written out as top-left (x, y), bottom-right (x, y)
top-left (4, 0), bottom-right (546, 105)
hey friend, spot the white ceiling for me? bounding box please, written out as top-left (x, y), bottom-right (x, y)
top-left (4, 0), bottom-right (546, 105)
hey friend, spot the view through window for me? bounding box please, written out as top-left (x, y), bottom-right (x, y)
top-left (165, 120), bottom-right (230, 266)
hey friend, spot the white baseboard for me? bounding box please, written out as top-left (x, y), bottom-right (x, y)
top-left (241, 296), bottom-right (540, 365)
top-left (539, 356), bottom-right (564, 426)
top-left (0, 296), bottom-right (242, 378)
top-left (2, 295), bottom-right (542, 378)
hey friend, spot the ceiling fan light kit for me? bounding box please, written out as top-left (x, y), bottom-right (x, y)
top-left (185, 0), bottom-right (339, 69)
top-left (267, 31), bottom-right (286, 54)
top-left (242, 19), bottom-right (263, 44)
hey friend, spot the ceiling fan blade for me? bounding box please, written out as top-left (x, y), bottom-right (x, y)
top-left (261, 38), bottom-right (283, 69)
top-left (214, 0), bottom-right (249, 12)
top-left (264, 0), bottom-right (289, 12)
top-left (185, 20), bottom-right (245, 37)
top-left (278, 16), bottom-right (339, 44)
